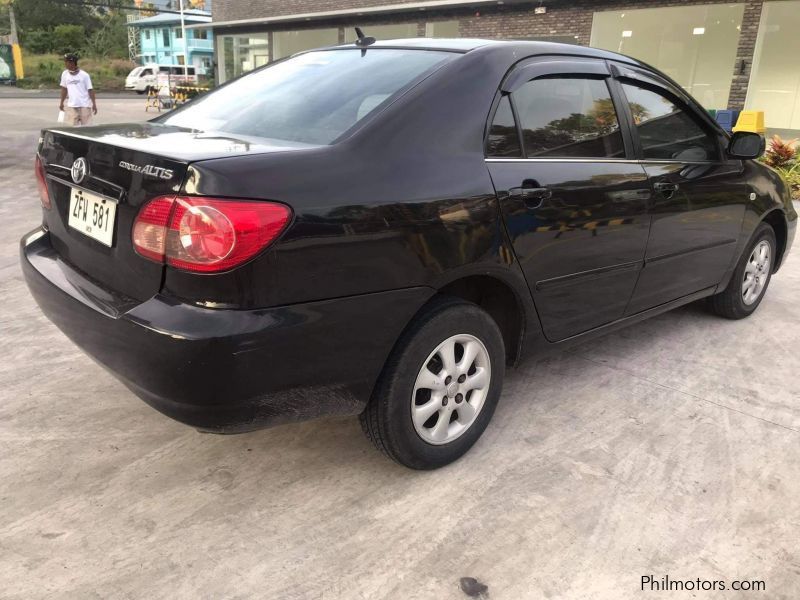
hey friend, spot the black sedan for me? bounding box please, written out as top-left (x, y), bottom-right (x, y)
top-left (22, 38), bottom-right (797, 469)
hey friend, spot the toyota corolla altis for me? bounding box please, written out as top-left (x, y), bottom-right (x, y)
top-left (22, 38), bottom-right (797, 469)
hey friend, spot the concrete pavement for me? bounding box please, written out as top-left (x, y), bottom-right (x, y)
top-left (1, 99), bottom-right (799, 599)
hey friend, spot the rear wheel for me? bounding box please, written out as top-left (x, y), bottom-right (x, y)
top-left (709, 222), bottom-right (776, 319)
top-left (360, 297), bottom-right (505, 469)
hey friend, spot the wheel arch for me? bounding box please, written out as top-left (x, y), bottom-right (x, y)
top-left (761, 208), bottom-right (788, 271)
top-left (435, 274), bottom-right (527, 367)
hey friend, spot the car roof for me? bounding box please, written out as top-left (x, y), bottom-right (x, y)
top-left (327, 37), bottom-right (647, 67)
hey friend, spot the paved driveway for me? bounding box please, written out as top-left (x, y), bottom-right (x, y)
top-left (1, 99), bottom-right (799, 599)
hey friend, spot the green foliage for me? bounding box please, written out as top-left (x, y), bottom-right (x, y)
top-left (18, 53), bottom-right (135, 91)
top-left (52, 24), bottom-right (85, 55)
top-left (83, 12), bottom-right (129, 59)
top-left (777, 163), bottom-right (800, 200)
top-left (15, 0), bottom-right (99, 34)
top-left (15, 0), bottom-right (128, 59)
top-left (22, 28), bottom-right (51, 54)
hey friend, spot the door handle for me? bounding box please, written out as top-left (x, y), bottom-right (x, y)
top-left (509, 186), bottom-right (552, 209)
top-left (653, 181), bottom-right (679, 198)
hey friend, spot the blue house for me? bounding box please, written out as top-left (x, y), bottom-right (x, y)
top-left (129, 10), bottom-right (213, 74)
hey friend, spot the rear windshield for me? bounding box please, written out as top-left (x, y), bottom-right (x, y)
top-left (158, 48), bottom-right (457, 145)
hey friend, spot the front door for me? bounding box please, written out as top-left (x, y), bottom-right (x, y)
top-left (612, 68), bottom-right (749, 314)
top-left (485, 58), bottom-right (652, 341)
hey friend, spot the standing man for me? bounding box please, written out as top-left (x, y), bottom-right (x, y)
top-left (59, 53), bottom-right (97, 127)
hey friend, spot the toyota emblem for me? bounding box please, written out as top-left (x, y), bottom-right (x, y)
top-left (71, 157), bottom-right (88, 184)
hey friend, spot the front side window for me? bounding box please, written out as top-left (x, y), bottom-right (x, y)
top-left (621, 83), bottom-right (719, 161)
top-left (513, 77), bottom-right (625, 158)
top-left (159, 49), bottom-right (458, 145)
top-left (486, 95), bottom-right (522, 157)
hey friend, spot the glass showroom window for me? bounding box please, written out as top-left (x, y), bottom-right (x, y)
top-left (425, 21), bottom-right (460, 38)
top-left (591, 4), bottom-right (744, 109)
top-left (746, 1), bottom-right (800, 135)
top-left (216, 33), bottom-right (269, 83)
top-left (272, 29), bottom-right (340, 61)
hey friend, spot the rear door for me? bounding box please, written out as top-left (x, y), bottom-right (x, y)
top-left (611, 64), bottom-right (748, 314)
top-left (486, 57), bottom-right (652, 342)
top-left (39, 131), bottom-right (187, 302)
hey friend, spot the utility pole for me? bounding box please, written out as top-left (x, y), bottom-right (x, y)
top-left (4, 1), bottom-right (24, 80)
top-left (8, 1), bottom-right (18, 45)
top-left (179, 0), bottom-right (188, 79)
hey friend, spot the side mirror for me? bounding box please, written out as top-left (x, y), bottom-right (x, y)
top-left (728, 131), bottom-right (765, 160)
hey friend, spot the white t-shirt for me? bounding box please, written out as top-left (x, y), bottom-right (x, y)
top-left (60, 69), bottom-right (93, 108)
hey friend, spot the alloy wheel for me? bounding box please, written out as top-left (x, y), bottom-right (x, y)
top-left (742, 240), bottom-right (771, 305)
top-left (411, 334), bottom-right (491, 445)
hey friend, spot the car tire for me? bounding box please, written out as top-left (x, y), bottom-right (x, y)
top-left (360, 296), bottom-right (505, 470)
top-left (709, 222), bottom-right (777, 319)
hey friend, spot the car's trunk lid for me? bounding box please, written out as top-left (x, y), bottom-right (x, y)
top-left (39, 124), bottom-right (321, 302)
top-left (40, 129), bottom-right (190, 302)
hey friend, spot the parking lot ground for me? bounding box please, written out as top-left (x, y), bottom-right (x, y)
top-left (1, 99), bottom-right (799, 599)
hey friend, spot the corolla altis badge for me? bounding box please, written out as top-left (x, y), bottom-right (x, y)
top-left (71, 157), bottom-right (88, 184)
top-left (118, 160), bottom-right (174, 180)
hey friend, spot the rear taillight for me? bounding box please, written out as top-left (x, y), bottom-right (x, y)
top-left (132, 196), bottom-right (291, 273)
top-left (35, 156), bottom-right (51, 210)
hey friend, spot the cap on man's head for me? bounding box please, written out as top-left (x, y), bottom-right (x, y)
top-left (64, 53), bottom-right (79, 63)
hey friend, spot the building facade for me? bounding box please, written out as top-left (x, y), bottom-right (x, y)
top-left (201, 0), bottom-right (800, 135)
top-left (129, 10), bottom-right (214, 73)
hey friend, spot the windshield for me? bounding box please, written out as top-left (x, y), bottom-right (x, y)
top-left (158, 48), bottom-right (457, 145)
top-left (128, 67), bottom-right (143, 78)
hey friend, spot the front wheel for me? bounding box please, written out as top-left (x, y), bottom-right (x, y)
top-left (709, 222), bottom-right (776, 319)
top-left (360, 297), bottom-right (505, 469)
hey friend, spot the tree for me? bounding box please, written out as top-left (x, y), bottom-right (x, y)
top-left (84, 10), bottom-right (127, 58)
top-left (52, 23), bottom-right (84, 54)
top-left (14, 0), bottom-right (99, 34)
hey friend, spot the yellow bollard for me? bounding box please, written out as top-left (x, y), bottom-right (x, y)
top-left (733, 111), bottom-right (765, 134)
top-left (11, 44), bottom-right (24, 79)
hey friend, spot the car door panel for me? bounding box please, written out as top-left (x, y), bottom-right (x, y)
top-left (485, 57), bottom-right (652, 342)
top-left (489, 160), bottom-right (651, 341)
top-left (625, 162), bottom-right (746, 313)
top-left (613, 75), bottom-right (748, 314)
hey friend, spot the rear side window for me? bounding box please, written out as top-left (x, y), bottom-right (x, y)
top-left (621, 83), bottom-right (719, 161)
top-left (513, 77), bottom-right (625, 158)
top-left (159, 49), bottom-right (457, 145)
top-left (486, 95), bottom-right (522, 157)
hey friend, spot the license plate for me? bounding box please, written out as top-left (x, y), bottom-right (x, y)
top-left (68, 188), bottom-right (117, 247)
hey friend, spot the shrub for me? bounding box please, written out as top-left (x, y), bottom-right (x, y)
top-left (764, 135), bottom-right (799, 169)
top-left (779, 163), bottom-right (800, 200)
top-left (52, 24), bottom-right (85, 56)
top-left (20, 53), bottom-right (136, 91)
top-left (24, 29), bottom-right (53, 54)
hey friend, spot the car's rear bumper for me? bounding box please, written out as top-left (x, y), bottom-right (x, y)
top-left (21, 228), bottom-right (432, 432)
